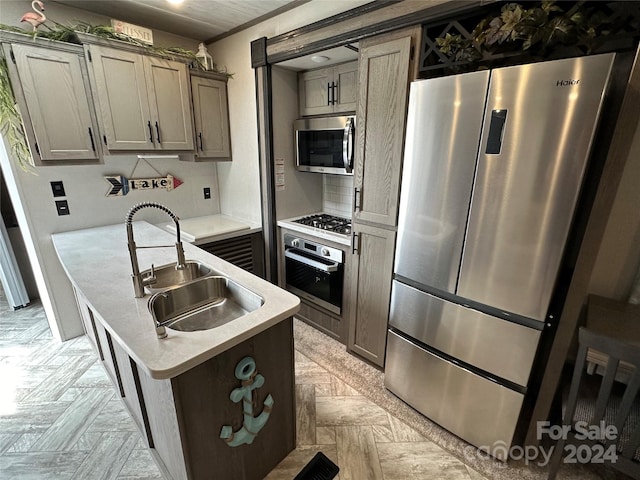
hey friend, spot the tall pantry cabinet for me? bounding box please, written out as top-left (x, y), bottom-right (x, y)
top-left (346, 27), bottom-right (421, 367)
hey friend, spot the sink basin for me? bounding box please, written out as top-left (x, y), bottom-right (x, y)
top-left (148, 276), bottom-right (264, 334)
top-left (142, 261), bottom-right (213, 294)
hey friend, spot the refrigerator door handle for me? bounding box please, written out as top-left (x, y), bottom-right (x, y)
top-left (485, 109), bottom-right (508, 154)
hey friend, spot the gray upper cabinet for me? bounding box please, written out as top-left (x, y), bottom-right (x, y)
top-left (86, 44), bottom-right (194, 151)
top-left (3, 42), bottom-right (100, 164)
top-left (298, 61), bottom-right (357, 116)
top-left (190, 72), bottom-right (231, 160)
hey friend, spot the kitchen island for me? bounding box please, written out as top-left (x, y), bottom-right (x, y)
top-left (52, 221), bottom-right (300, 480)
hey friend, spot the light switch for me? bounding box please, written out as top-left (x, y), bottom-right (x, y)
top-left (50, 181), bottom-right (65, 197)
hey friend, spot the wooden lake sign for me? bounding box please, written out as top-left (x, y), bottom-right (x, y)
top-left (105, 174), bottom-right (183, 197)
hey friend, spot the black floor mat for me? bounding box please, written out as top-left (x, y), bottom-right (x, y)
top-left (293, 451), bottom-right (339, 480)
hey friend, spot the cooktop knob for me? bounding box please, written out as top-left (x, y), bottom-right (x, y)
top-left (291, 238), bottom-right (300, 248)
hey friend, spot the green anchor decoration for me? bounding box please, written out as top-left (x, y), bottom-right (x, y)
top-left (220, 356), bottom-right (273, 447)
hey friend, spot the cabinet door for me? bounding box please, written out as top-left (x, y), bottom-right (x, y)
top-left (333, 61), bottom-right (358, 113)
top-left (10, 44), bottom-right (99, 161)
top-left (353, 36), bottom-right (412, 227)
top-left (346, 224), bottom-right (396, 367)
top-left (110, 339), bottom-right (151, 446)
top-left (72, 287), bottom-right (102, 357)
top-left (298, 68), bottom-right (333, 116)
top-left (191, 75), bottom-right (231, 159)
top-left (144, 56), bottom-right (194, 150)
top-left (86, 45), bottom-right (154, 150)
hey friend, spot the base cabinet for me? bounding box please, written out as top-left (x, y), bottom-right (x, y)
top-left (73, 289), bottom-right (294, 479)
top-left (296, 299), bottom-right (345, 344)
top-left (346, 224), bottom-right (396, 367)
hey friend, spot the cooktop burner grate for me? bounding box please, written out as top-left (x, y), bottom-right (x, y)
top-left (293, 214), bottom-right (351, 235)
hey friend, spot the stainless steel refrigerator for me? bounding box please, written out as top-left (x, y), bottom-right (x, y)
top-left (384, 53), bottom-right (615, 459)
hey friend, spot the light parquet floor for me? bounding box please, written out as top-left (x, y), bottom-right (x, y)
top-left (0, 287), bottom-right (485, 479)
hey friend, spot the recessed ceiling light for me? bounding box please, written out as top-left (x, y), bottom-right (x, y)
top-left (167, 0), bottom-right (184, 4)
top-left (311, 55), bottom-right (330, 63)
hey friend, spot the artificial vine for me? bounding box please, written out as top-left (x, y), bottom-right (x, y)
top-left (435, 1), bottom-right (633, 67)
top-left (0, 57), bottom-right (33, 172)
top-left (0, 21), bottom-right (230, 74)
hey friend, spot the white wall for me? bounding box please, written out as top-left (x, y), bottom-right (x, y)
top-left (272, 66), bottom-right (323, 220)
top-left (208, 0), bottom-right (371, 224)
top-left (0, 1), bottom-right (221, 340)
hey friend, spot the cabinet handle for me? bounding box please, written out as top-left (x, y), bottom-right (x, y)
top-left (155, 122), bottom-right (161, 144)
top-left (353, 187), bottom-right (361, 211)
top-left (88, 127), bottom-right (95, 152)
top-left (327, 82), bottom-right (332, 106)
top-left (352, 232), bottom-right (359, 255)
top-left (147, 121), bottom-right (153, 143)
top-left (198, 132), bottom-right (203, 151)
top-left (331, 81), bottom-right (337, 105)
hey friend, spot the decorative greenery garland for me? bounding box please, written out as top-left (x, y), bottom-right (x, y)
top-left (435, 1), bottom-right (634, 68)
top-left (0, 21), bottom-right (230, 172)
top-left (0, 57), bottom-right (32, 172)
top-left (0, 21), bottom-right (230, 74)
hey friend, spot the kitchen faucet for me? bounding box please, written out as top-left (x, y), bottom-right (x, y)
top-left (126, 202), bottom-right (186, 298)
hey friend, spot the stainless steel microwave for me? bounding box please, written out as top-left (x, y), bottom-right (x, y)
top-left (294, 115), bottom-right (355, 175)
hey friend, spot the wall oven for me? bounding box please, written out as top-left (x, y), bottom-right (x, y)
top-left (294, 115), bottom-right (355, 175)
top-left (283, 233), bottom-right (344, 315)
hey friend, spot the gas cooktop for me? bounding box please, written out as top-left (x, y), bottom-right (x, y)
top-left (293, 214), bottom-right (352, 235)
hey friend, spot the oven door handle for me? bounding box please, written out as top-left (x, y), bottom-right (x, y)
top-left (285, 250), bottom-right (339, 273)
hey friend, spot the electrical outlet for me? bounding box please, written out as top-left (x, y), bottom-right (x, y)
top-left (204, 187), bottom-right (211, 199)
top-left (55, 200), bottom-right (70, 216)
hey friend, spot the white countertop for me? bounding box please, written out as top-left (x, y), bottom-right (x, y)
top-left (164, 214), bottom-right (260, 245)
top-left (277, 215), bottom-right (351, 246)
top-left (52, 221), bottom-right (299, 380)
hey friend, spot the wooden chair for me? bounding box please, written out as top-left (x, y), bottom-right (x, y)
top-left (547, 327), bottom-right (640, 480)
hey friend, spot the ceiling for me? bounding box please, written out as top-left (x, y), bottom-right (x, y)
top-left (277, 44), bottom-right (359, 71)
top-left (49, 0), bottom-right (359, 69)
top-left (51, 0), bottom-right (303, 43)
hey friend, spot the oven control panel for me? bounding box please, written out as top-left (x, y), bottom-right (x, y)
top-left (284, 234), bottom-right (344, 263)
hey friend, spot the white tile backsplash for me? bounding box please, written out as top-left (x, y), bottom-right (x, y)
top-left (323, 175), bottom-right (353, 218)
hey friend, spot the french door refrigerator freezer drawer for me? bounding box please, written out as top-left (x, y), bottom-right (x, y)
top-left (384, 330), bottom-right (523, 460)
top-left (389, 280), bottom-right (540, 386)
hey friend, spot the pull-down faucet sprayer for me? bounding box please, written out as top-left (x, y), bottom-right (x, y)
top-left (126, 202), bottom-right (186, 298)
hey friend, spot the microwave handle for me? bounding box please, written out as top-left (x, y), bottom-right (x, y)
top-left (284, 249), bottom-right (338, 273)
top-left (343, 117), bottom-right (355, 173)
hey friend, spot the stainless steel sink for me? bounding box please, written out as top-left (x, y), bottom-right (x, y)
top-left (141, 261), bottom-right (213, 294)
top-left (148, 276), bottom-right (264, 337)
